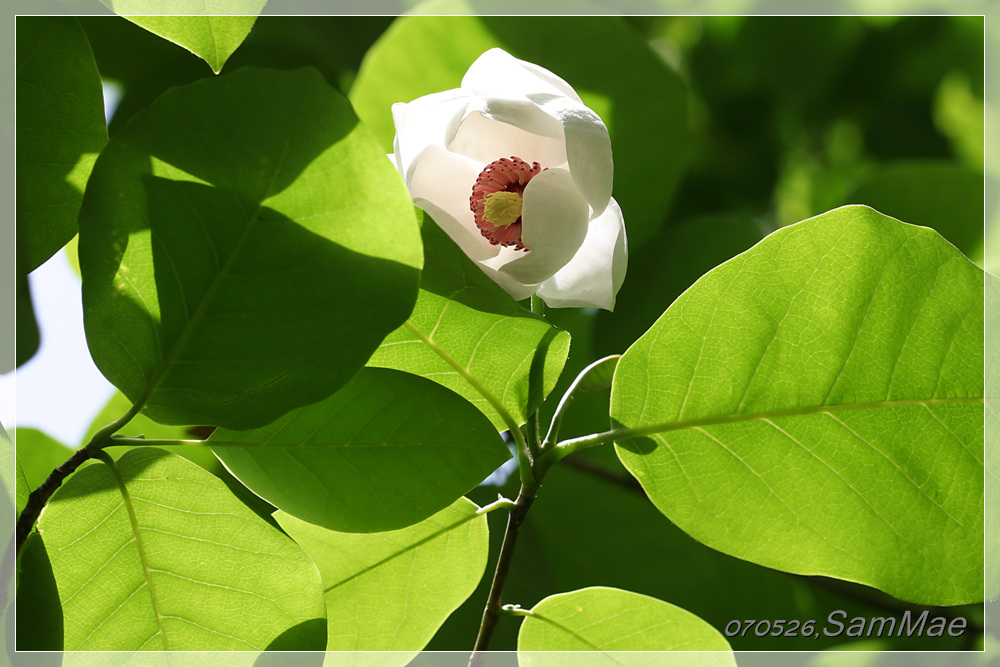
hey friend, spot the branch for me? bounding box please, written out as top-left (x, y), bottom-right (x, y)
top-left (15, 447), bottom-right (91, 555)
top-left (469, 481), bottom-right (538, 666)
top-left (14, 402), bottom-right (145, 556)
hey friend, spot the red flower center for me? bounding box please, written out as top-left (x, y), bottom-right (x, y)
top-left (470, 156), bottom-right (545, 251)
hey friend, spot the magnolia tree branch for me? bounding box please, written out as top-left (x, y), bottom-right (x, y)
top-left (469, 480), bottom-right (539, 666)
top-left (15, 404), bottom-right (144, 556)
top-left (15, 447), bottom-right (92, 555)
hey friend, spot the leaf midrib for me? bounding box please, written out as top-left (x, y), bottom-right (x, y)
top-left (617, 396), bottom-right (984, 442)
top-left (97, 452), bottom-right (169, 651)
top-left (524, 610), bottom-right (623, 661)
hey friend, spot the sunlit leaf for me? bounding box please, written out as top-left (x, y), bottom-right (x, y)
top-left (24, 448), bottom-right (326, 650)
top-left (16, 17), bottom-right (107, 272)
top-left (368, 217), bottom-right (569, 431)
top-left (276, 497), bottom-right (489, 658)
top-left (79, 67), bottom-right (421, 430)
top-left (846, 161), bottom-right (984, 263)
top-left (100, 1), bottom-right (267, 73)
top-left (517, 587), bottom-right (734, 662)
top-left (115, 15), bottom-right (262, 74)
top-left (211, 368), bottom-right (509, 532)
top-left (613, 205), bottom-right (984, 605)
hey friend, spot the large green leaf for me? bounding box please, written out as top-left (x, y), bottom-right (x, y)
top-left (517, 587), bottom-right (734, 661)
top-left (276, 497), bottom-right (489, 657)
top-left (25, 448), bottom-right (326, 650)
top-left (16, 17), bottom-right (107, 272)
top-left (368, 217), bottom-right (569, 431)
top-left (350, 6), bottom-right (688, 248)
top-left (79, 67), bottom-right (421, 430)
top-left (210, 367), bottom-right (509, 533)
top-left (846, 161), bottom-right (984, 263)
top-left (114, 14), bottom-right (262, 74)
top-left (612, 205), bottom-right (984, 606)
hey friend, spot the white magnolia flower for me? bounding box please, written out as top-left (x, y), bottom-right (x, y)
top-left (390, 48), bottom-right (627, 311)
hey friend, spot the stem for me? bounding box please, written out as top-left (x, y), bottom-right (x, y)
top-left (469, 481), bottom-right (539, 666)
top-left (540, 355), bottom-right (621, 454)
top-left (530, 294), bottom-right (545, 316)
top-left (524, 413), bottom-right (541, 460)
top-left (109, 437), bottom-right (206, 447)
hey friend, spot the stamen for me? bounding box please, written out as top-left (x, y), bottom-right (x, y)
top-left (470, 156), bottom-right (545, 250)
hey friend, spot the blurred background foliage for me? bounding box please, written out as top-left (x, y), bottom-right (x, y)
top-left (73, 11), bottom-right (986, 653)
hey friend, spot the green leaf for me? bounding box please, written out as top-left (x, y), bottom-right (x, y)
top-left (79, 67), bottom-right (421, 430)
top-left (485, 459), bottom-right (968, 652)
top-left (15, 271), bottom-right (39, 368)
top-left (115, 15), bottom-right (262, 74)
top-left (368, 217), bottom-right (569, 431)
top-left (612, 205), bottom-right (984, 605)
top-left (350, 8), bottom-right (688, 248)
top-left (517, 587), bottom-right (734, 660)
top-left (31, 448), bottom-right (326, 650)
top-left (12, 429), bottom-right (74, 493)
top-left (276, 497), bottom-right (489, 656)
top-left (16, 17), bottom-right (108, 273)
top-left (846, 161), bottom-right (984, 264)
top-left (210, 368), bottom-right (510, 533)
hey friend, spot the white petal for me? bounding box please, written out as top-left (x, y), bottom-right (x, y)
top-left (528, 92), bottom-right (613, 216)
top-left (447, 101), bottom-right (567, 169)
top-left (483, 168), bottom-right (590, 285)
top-left (537, 197), bottom-right (627, 311)
top-left (408, 144), bottom-right (498, 262)
top-left (391, 89), bottom-right (472, 187)
top-left (461, 48), bottom-right (582, 103)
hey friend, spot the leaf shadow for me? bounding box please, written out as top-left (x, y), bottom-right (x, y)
top-left (259, 618), bottom-right (327, 655)
top-left (83, 169), bottom-right (419, 430)
top-left (15, 533), bottom-right (63, 652)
